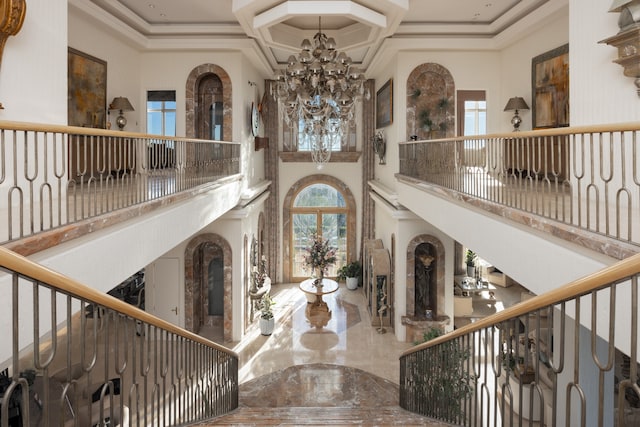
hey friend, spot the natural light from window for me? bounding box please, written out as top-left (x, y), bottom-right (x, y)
top-left (464, 100), bottom-right (486, 148)
top-left (147, 91), bottom-right (176, 136)
top-left (291, 183), bottom-right (348, 279)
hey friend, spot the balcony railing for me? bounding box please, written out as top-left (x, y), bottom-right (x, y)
top-left (0, 246), bottom-right (238, 426)
top-left (398, 123), bottom-right (640, 252)
top-left (400, 252), bottom-right (640, 426)
top-left (0, 121), bottom-right (241, 250)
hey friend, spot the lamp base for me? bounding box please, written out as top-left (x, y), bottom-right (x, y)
top-left (116, 112), bottom-right (127, 131)
top-left (511, 111), bottom-right (522, 131)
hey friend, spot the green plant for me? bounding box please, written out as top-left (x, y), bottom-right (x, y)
top-left (260, 293), bottom-right (275, 320)
top-left (500, 351), bottom-right (522, 371)
top-left (418, 109), bottom-right (433, 130)
top-left (337, 261), bottom-right (362, 281)
top-left (465, 249), bottom-right (477, 267)
top-left (412, 337), bottom-right (476, 422)
top-left (414, 327), bottom-right (442, 345)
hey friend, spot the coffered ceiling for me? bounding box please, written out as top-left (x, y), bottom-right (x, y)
top-left (74, 0), bottom-right (565, 73)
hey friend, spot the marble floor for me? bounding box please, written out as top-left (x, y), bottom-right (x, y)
top-left (209, 283), bottom-right (414, 386)
top-left (198, 283), bottom-right (456, 426)
top-left (195, 281), bottom-right (527, 425)
top-left (201, 281), bottom-right (528, 387)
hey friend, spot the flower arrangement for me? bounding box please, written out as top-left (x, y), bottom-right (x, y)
top-left (303, 232), bottom-right (337, 281)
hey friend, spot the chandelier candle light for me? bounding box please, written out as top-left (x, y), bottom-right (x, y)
top-left (272, 17), bottom-right (370, 169)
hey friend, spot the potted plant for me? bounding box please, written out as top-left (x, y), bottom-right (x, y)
top-left (259, 293), bottom-right (275, 336)
top-left (337, 261), bottom-right (362, 290)
top-left (465, 249), bottom-right (477, 277)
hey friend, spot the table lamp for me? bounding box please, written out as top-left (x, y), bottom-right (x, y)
top-left (110, 97), bottom-right (134, 130)
top-left (504, 97), bottom-right (529, 131)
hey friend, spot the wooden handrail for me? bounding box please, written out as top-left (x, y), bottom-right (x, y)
top-left (0, 246), bottom-right (237, 357)
top-left (0, 119), bottom-right (238, 144)
top-left (398, 121), bottom-right (640, 144)
top-left (402, 251), bottom-right (640, 357)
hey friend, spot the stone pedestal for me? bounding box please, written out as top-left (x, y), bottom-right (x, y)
top-left (401, 315), bottom-right (451, 343)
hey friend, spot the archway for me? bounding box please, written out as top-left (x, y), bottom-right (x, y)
top-left (184, 233), bottom-right (233, 342)
top-left (185, 64), bottom-right (232, 141)
top-left (282, 174), bottom-right (357, 283)
top-left (406, 234), bottom-right (445, 319)
top-left (406, 63), bottom-right (455, 141)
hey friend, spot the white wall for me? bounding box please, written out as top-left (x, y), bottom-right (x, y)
top-left (368, 9), bottom-right (570, 194)
top-left (499, 7), bottom-right (569, 131)
top-left (0, 0), bottom-right (67, 124)
top-left (374, 199), bottom-right (456, 342)
top-left (369, 50), bottom-right (503, 192)
top-left (570, 0), bottom-right (640, 125)
top-left (145, 196), bottom-right (266, 341)
top-left (139, 51), bottom-right (266, 196)
top-left (69, 7), bottom-right (141, 131)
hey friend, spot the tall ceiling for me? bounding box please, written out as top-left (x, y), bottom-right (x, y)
top-left (73, 0), bottom-right (566, 73)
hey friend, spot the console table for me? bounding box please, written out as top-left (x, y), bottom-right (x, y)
top-left (503, 135), bottom-right (568, 180)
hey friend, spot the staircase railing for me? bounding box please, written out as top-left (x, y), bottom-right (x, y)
top-left (0, 120), bottom-right (241, 251)
top-left (0, 246), bottom-right (238, 427)
top-left (398, 123), bottom-right (640, 255)
top-left (400, 252), bottom-right (640, 426)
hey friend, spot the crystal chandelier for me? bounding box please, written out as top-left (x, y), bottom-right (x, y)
top-left (272, 18), bottom-right (369, 169)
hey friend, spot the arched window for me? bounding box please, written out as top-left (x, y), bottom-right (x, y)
top-left (290, 183), bottom-right (349, 280)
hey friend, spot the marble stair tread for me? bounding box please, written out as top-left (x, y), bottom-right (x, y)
top-left (195, 406), bottom-right (452, 425)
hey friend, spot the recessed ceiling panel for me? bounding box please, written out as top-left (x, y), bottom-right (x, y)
top-left (84, 0), bottom-right (561, 71)
top-left (404, 0), bottom-right (520, 24)
top-left (284, 15), bottom-right (358, 31)
top-left (114, 0), bottom-right (236, 25)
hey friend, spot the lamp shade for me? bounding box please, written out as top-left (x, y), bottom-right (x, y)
top-left (110, 97), bottom-right (134, 112)
top-left (503, 97), bottom-right (529, 111)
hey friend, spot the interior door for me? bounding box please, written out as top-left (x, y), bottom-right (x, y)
top-left (152, 257), bottom-right (181, 325)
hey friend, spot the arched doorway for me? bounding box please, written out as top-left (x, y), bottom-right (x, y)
top-left (185, 64), bottom-right (232, 141)
top-left (283, 174), bottom-right (357, 283)
top-left (184, 233), bottom-right (232, 342)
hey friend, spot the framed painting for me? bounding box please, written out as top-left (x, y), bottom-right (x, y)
top-left (531, 44), bottom-right (569, 129)
top-left (68, 47), bottom-right (107, 128)
top-left (376, 78), bottom-right (393, 128)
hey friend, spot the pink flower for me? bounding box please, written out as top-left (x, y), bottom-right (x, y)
top-left (303, 232), bottom-right (337, 275)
